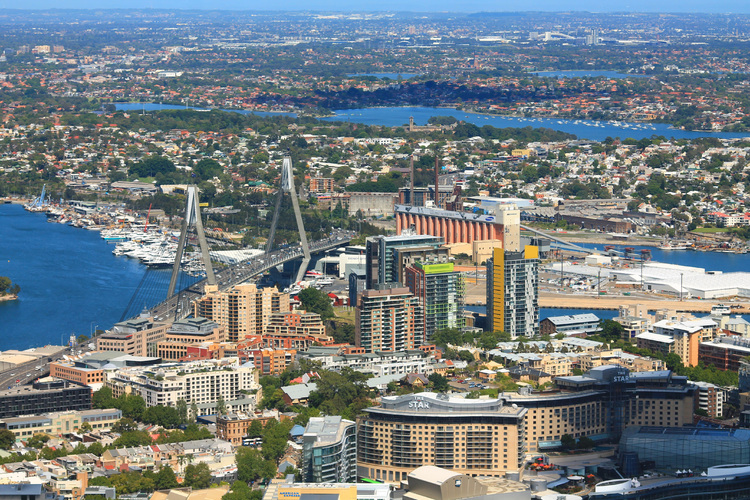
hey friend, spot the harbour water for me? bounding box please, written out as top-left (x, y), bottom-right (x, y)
top-left (116, 103), bottom-right (750, 141)
top-left (531, 70), bottom-right (648, 79)
top-left (575, 242), bottom-right (750, 273)
top-left (0, 204), bottom-right (166, 350)
top-left (321, 107), bottom-right (750, 142)
top-left (346, 73), bottom-right (420, 79)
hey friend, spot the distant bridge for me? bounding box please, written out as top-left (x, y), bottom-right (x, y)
top-left (143, 229), bottom-right (354, 322)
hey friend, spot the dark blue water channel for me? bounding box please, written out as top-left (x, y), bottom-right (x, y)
top-left (115, 103), bottom-right (750, 142)
top-left (0, 204), bottom-right (173, 350)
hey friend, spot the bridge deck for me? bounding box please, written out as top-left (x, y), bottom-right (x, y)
top-left (144, 230), bottom-right (355, 322)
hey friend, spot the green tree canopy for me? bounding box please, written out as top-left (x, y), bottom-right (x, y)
top-left (184, 463), bottom-right (212, 490)
top-left (236, 447), bottom-right (276, 483)
top-left (298, 288), bottom-right (334, 319)
top-left (130, 155), bottom-right (176, 178)
top-left (194, 158), bottom-right (223, 181)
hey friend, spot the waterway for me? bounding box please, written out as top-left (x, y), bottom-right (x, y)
top-left (0, 204), bottom-right (171, 350)
top-left (114, 102), bottom-right (297, 118)
top-left (321, 107), bottom-right (750, 142)
top-left (1, 205), bottom-right (746, 348)
top-left (466, 305), bottom-right (619, 321)
top-left (531, 70), bottom-right (648, 79)
top-left (574, 242), bottom-right (750, 273)
top-left (347, 73), bottom-right (419, 79)
top-left (116, 103), bottom-right (750, 142)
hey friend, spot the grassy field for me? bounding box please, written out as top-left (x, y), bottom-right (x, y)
top-left (334, 306), bottom-right (355, 323)
top-left (692, 227), bottom-right (730, 233)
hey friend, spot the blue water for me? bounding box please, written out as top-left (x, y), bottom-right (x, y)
top-left (0, 205), bottom-right (171, 350)
top-left (321, 107), bottom-right (750, 142)
top-left (114, 103), bottom-right (297, 118)
top-left (347, 73), bottom-right (419, 79)
top-left (466, 305), bottom-right (618, 321)
top-left (532, 70), bottom-right (648, 79)
top-left (116, 103), bottom-right (750, 142)
top-left (575, 242), bottom-right (750, 273)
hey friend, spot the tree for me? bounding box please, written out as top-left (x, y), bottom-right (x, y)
top-left (194, 158), bottom-right (223, 181)
top-left (176, 399), bottom-right (188, 424)
top-left (223, 480), bottom-right (262, 500)
top-left (577, 436), bottom-right (595, 450)
top-left (113, 430), bottom-right (153, 448)
top-left (298, 288), bottom-right (334, 319)
top-left (236, 447), bottom-right (276, 483)
top-left (0, 430), bottom-right (15, 450)
top-left (216, 394), bottom-right (227, 416)
top-left (130, 155), bottom-right (176, 178)
top-left (116, 393), bottom-right (146, 420)
top-left (184, 463), bottom-right (212, 489)
top-left (560, 434), bottom-right (576, 450)
top-left (261, 419), bottom-right (293, 462)
top-left (87, 442), bottom-right (105, 456)
top-left (428, 373), bottom-right (449, 393)
top-left (600, 320), bottom-right (625, 342)
top-left (246, 419), bottom-right (263, 439)
top-left (154, 466), bottom-right (179, 490)
top-left (91, 386), bottom-right (115, 410)
top-left (112, 418), bottom-right (139, 434)
top-left (0, 277), bottom-right (20, 296)
top-left (27, 434), bottom-right (50, 449)
top-left (143, 406), bottom-right (181, 429)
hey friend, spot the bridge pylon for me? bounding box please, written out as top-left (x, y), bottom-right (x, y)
top-left (265, 156), bottom-right (312, 283)
top-left (167, 185), bottom-right (216, 298)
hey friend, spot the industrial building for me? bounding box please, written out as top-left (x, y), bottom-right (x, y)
top-left (394, 204), bottom-right (520, 250)
top-left (610, 262), bottom-right (750, 299)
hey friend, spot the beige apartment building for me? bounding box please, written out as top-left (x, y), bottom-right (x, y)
top-left (264, 310), bottom-right (331, 349)
top-left (194, 283), bottom-right (290, 342)
top-left (358, 366), bottom-right (697, 483)
top-left (358, 392), bottom-right (527, 483)
top-left (96, 317), bottom-right (170, 357)
top-left (156, 317), bottom-right (225, 360)
top-left (107, 358), bottom-right (259, 409)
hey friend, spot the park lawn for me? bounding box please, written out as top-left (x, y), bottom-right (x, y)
top-left (334, 306), bottom-right (355, 323)
top-left (693, 227), bottom-right (730, 233)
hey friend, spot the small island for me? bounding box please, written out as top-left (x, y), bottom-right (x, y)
top-left (0, 277), bottom-right (20, 301)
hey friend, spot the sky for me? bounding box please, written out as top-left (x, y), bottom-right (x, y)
top-left (2, 0), bottom-right (750, 12)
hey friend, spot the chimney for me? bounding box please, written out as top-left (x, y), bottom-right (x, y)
top-left (434, 156), bottom-right (440, 208)
top-left (410, 155), bottom-right (415, 206)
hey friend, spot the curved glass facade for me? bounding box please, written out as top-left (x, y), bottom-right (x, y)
top-left (620, 426), bottom-right (750, 470)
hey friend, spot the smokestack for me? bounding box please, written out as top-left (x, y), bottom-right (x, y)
top-left (434, 156), bottom-right (440, 209)
top-left (410, 155), bottom-right (415, 207)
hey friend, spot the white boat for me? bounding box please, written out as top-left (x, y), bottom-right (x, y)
top-left (711, 304), bottom-right (731, 316)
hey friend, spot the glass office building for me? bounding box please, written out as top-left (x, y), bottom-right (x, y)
top-left (620, 426), bottom-right (750, 470)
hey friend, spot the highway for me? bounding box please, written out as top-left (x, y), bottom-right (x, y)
top-left (147, 229), bottom-right (356, 322)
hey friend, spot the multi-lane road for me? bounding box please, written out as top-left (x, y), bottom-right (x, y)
top-left (148, 229), bottom-right (355, 322)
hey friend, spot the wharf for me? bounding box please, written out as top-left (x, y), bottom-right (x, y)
top-left (538, 293), bottom-right (750, 314)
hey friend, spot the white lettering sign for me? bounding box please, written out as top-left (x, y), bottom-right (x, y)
top-left (409, 400), bottom-right (431, 409)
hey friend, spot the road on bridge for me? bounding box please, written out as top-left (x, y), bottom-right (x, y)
top-left (147, 229), bottom-right (356, 322)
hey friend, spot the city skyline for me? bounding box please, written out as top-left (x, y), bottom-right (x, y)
top-left (0, 0), bottom-right (749, 13)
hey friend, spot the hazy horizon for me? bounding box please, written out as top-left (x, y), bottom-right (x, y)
top-left (0, 1), bottom-right (748, 13)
